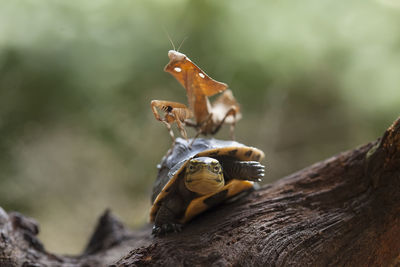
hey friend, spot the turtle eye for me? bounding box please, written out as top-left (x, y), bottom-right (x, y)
top-left (213, 166), bottom-right (220, 172)
top-left (189, 165), bottom-right (195, 171)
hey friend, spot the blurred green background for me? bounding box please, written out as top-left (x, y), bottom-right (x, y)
top-left (1, 0), bottom-right (399, 254)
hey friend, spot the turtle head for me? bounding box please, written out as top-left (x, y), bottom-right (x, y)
top-left (184, 157), bottom-right (225, 195)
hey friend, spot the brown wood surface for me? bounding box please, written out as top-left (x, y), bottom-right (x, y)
top-left (1, 117), bottom-right (400, 267)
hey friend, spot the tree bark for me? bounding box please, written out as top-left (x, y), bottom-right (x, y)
top-left (1, 117), bottom-right (400, 267)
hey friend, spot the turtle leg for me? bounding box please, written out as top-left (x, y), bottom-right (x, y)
top-left (152, 197), bottom-right (184, 237)
top-left (222, 160), bottom-right (265, 182)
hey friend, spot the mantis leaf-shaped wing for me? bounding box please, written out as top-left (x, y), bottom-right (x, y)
top-left (164, 50), bottom-right (228, 97)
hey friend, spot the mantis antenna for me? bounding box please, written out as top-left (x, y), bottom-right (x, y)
top-left (163, 27), bottom-right (176, 51)
top-left (177, 37), bottom-right (187, 52)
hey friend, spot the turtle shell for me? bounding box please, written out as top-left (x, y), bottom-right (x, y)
top-left (150, 137), bottom-right (265, 223)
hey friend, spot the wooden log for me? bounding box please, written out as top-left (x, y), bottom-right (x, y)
top-left (1, 117), bottom-right (400, 266)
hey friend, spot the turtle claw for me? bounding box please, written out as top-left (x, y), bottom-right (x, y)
top-left (246, 161), bottom-right (265, 182)
top-left (152, 225), bottom-right (161, 236)
top-left (152, 223), bottom-right (183, 237)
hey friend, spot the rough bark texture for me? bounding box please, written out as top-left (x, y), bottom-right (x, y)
top-left (1, 117), bottom-right (400, 267)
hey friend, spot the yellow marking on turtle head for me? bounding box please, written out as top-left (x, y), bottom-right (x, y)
top-left (184, 157), bottom-right (225, 195)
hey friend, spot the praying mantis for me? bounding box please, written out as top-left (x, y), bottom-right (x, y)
top-left (151, 50), bottom-right (242, 142)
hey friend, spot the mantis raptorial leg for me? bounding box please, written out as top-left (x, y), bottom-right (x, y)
top-left (151, 100), bottom-right (192, 142)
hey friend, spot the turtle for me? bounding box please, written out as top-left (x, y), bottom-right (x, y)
top-left (150, 137), bottom-right (265, 236)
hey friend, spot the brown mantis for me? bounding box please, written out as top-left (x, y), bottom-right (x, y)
top-left (151, 50), bottom-right (241, 142)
